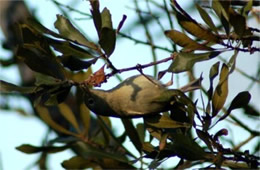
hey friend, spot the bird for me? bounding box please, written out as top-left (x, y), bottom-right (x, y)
top-left (82, 74), bottom-right (192, 118)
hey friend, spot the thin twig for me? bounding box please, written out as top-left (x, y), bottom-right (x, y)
top-left (135, 0), bottom-right (158, 77)
top-left (118, 32), bottom-right (172, 52)
top-left (233, 134), bottom-right (257, 151)
top-left (105, 54), bottom-right (176, 79)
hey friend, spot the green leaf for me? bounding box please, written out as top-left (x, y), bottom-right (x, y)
top-left (54, 15), bottom-right (97, 50)
top-left (144, 115), bottom-right (191, 129)
top-left (26, 18), bottom-right (62, 39)
top-left (36, 105), bottom-right (78, 136)
top-left (101, 8), bottom-right (113, 29)
top-left (227, 50), bottom-right (239, 73)
top-left (121, 119), bottom-right (142, 152)
top-left (90, 0), bottom-right (102, 37)
top-left (168, 89), bottom-right (197, 125)
top-left (167, 52), bottom-right (220, 73)
top-left (64, 68), bottom-right (92, 83)
top-left (59, 55), bottom-right (95, 71)
top-left (195, 4), bottom-right (218, 34)
top-left (165, 30), bottom-right (213, 51)
top-left (44, 86), bottom-right (71, 106)
top-left (174, 7), bottom-right (219, 43)
top-left (73, 142), bottom-right (129, 163)
top-left (229, 9), bottom-right (246, 37)
top-left (0, 80), bottom-right (37, 93)
top-left (212, 64), bottom-right (229, 117)
top-left (99, 8), bottom-right (116, 56)
top-left (212, 0), bottom-right (230, 35)
top-left (243, 104), bottom-right (260, 117)
top-left (16, 25), bottom-right (65, 80)
top-left (58, 103), bottom-right (81, 133)
top-left (136, 123), bottom-right (145, 143)
top-left (228, 91), bottom-right (251, 112)
top-left (99, 28), bottom-right (116, 56)
top-left (146, 127), bottom-right (162, 140)
top-left (79, 103), bottom-right (91, 136)
top-left (16, 144), bottom-right (69, 154)
top-left (241, 0), bottom-right (253, 17)
top-left (62, 156), bottom-right (97, 169)
top-left (48, 38), bottom-right (94, 59)
top-left (17, 44), bottom-right (65, 80)
top-left (216, 91), bottom-right (251, 123)
top-left (196, 129), bottom-right (213, 152)
top-left (34, 73), bottom-right (64, 86)
top-left (171, 134), bottom-right (207, 160)
top-left (208, 62), bottom-right (220, 99)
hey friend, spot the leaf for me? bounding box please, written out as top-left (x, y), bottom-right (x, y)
top-left (43, 86), bottom-right (71, 106)
top-left (48, 38), bottom-right (95, 59)
top-left (202, 113), bottom-right (212, 131)
top-left (146, 127), bottom-right (162, 140)
top-left (169, 89), bottom-right (197, 125)
top-left (121, 119), bottom-right (142, 152)
top-left (243, 104), bottom-right (260, 117)
top-left (17, 25), bottom-right (65, 80)
top-left (159, 133), bottom-right (168, 151)
top-left (64, 68), bottom-right (92, 83)
top-left (165, 30), bottom-right (213, 51)
top-left (212, 64), bottom-right (229, 117)
top-left (17, 44), bottom-right (65, 80)
top-left (206, 62), bottom-right (220, 114)
top-left (16, 144), bottom-right (69, 154)
top-left (229, 8), bottom-right (246, 37)
top-left (74, 142), bottom-right (129, 163)
top-left (27, 18), bottom-right (99, 51)
top-left (241, 0), bottom-right (253, 17)
top-left (85, 65), bottom-right (106, 87)
top-left (207, 62), bottom-right (220, 99)
top-left (196, 129), bottom-right (213, 152)
top-left (99, 8), bottom-right (116, 56)
top-left (180, 76), bottom-right (203, 93)
top-left (59, 55), bottom-right (95, 71)
top-left (79, 103), bottom-right (91, 136)
top-left (90, 0), bottom-right (102, 37)
top-left (136, 123), bottom-right (145, 143)
top-left (171, 134), bottom-right (206, 160)
top-left (26, 18), bottom-right (63, 39)
top-left (0, 80), bottom-right (37, 93)
top-left (195, 4), bottom-right (218, 34)
top-left (212, 0), bottom-right (230, 35)
top-left (54, 15), bottom-right (97, 50)
top-left (144, 114), bottom-right (191, 129)
top-left (216, 91), bottom-right (251, 123)
top-left (34, 72), bottom-right (64, 86)
top-left (101, 8), bottom-right (113, 29)
top-left (167, 52), bottom-right (220, 73)
top-left (174, 7), bottom-right (219, 43)
top-left (227, 50), bottom-right (238, 73)
top-left (149, 160), bottom-right (163, 169)
top-left (36, 105), bottom-right (78, 136)
top-left (58, 103), bottom-right (81, 133)
top-left (62, 156), bottom-right (97, 169)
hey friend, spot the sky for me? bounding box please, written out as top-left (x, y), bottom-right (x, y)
top-left (0, 0), bottom-right (259, 169)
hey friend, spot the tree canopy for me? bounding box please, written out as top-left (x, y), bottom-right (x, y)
top-left (0, 0), bottom-right (259, 169)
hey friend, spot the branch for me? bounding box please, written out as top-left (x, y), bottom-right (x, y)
top-left (118, 32), bottom-right (172, 52)
top-left (105, 54), bottom-right (176, 78)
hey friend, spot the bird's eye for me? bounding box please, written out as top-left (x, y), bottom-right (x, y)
top-left (87, 98), bottom-right (95, 106)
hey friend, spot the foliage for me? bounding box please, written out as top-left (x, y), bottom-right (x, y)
top-left (0, 0), bottom-right (259, 169)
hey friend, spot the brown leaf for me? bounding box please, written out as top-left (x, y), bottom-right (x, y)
top-left (85, 65), bottom-right (106, 87)
top-left (174, 7), bottom-right (220, 43)
top-left (212, 64), bottom-right (229, 117)
top-left (165, 30), bottom-right (213, 51)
